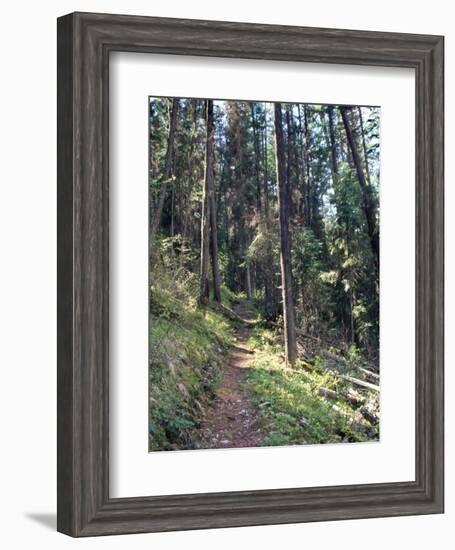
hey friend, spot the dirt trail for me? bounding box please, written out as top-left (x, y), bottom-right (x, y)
top-left (198, 303), bottom-right (263, 449)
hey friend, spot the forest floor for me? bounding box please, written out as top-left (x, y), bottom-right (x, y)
top-left (149, 276), bottom-right (380, 452)
top-left (195, 298), bottom-right (380, 449)
top-left (198, 304), bottom-right (263, 449)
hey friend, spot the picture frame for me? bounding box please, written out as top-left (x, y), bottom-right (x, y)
top-left (57, 11), bottom-right (444, 537)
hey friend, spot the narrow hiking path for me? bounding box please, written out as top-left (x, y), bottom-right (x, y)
top-left (198, 303), bottom-right (263, 449)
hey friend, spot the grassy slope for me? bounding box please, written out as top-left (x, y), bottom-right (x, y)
top-left (149, 269), bottom-right (237, 451)
top-left (245, 323), bottom-right (379, 446)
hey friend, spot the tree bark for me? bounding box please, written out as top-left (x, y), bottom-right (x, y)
top-left (357, 107), bottom-right (372, 188)
top-left (262, 103), bottom-right (270, 221)
top-left (340, 106), bottom-right (379, 270)
top-left (181, 99), bottom-right (198, 244)
top-left (285, 106), bottom-right (293, 215)
top-left (304, 108), bottom-right (323, 240)
top-left (303, 106), bottom-right (313, 228)
top-left (250, 103), bottom-right (262, 212)
top-left (149, 98), bottom-right (180, 254)
top-left (297, 105), bottom-right (310, 225)
top-left (245, 264), bottom-right (252, 301)
top-left (199, 100), bottom-right (212, 305)
top-left (339, 374), bottom-right (380, 393)
top-left (327, 105), bottom-right (339, 181)
top-left (206, 100), bottom-right (222, 303)
top-left (274, 102), bottom-right (297, 367)
top-left (262, 104), bottom-right (275, 319)
top-left (170, 185), bottom-right (175, 238)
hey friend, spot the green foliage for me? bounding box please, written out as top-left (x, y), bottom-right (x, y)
top-left (291, 226), bottom-right (332, 328)
top-left (245, 325), bottom-right (377, 446)
top-left (321, 160), bottom-right (379, 349)
top-left (149, 250), bottom-right (233, 451)
top-left (148, 98), bottom-right (381, 451)
top-left (149, 97), bottom-right (380, 353)
top-left (220, 283), bottom-right (240, 309)
top-left (246, 218), bottom-right (280, 265)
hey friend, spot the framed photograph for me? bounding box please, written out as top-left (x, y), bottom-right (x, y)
top-left (57, 12), bottom-right (444, 536)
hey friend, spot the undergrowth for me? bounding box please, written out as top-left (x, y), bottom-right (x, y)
top-left (245, 325), bottom-right (378, 446)
top-left (149, 257), bottom-right (233, 451)
top-left (149, 238), bottom-right (378, 451)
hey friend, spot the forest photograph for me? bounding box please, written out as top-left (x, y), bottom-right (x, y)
top-left (148, 96), bottom-right (380, 452)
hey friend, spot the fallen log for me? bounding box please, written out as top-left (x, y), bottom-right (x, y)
top-left (356, 366), bottom-right (380, 385)
top-left (344, 388), bottom-right (365, 407)
top-left (318, 387), bottom-right (365, 407)
top-left (331, 404), bottom-right (377, 438)
top-left (318, 387), bottom-right (337, 400)
top-left (304, 358), bottom-right (379, 396)
top-left (295, 328), bottom-right (321, 342)
top-left (340, 374), bottom-right (380, 393)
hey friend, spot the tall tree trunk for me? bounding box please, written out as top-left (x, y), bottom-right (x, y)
top-left (274, 102), bottom-right (297, 367)
top-left (199, 196), bottom-right (210, 305)
top-left (297, 104), bottom-right (309, 225)
top-left (249, 103), bottom-right (262, 303)
top-left (250, 103), bottom-right (262, 212)
top-left (357, 107), bottom-right (372, 188)
top-left (304, 108), bottom-right (323, 240)
top-left (327, 105), bottom-right (339, 182)
top-left (303, 106), bottom-right (313, 228)
top-left (340, 106), bottom-right (379, 270)
top-left (170, 185), bottom-right (175, 238)
top-left (206, 100), bottom-right (222, 303)
top-left (245, 264), bottom-right (252, 301)
top-left (181, 99), bottom-right (198, 245)
top-left (262, 104), bottom-right (274, 318)
top-left (199, 100), bottom-right (212, 305)
top-left (149, 98), bottom-right (179, 254)
top-left (209, 201), bottom-right (221, 302)
top-left (285, 106), bottom-right (293, 214)
top-left (262, 103), bottom-right (270, 220)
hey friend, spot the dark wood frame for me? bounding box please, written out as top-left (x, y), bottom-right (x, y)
top-left (57, 11), bottom-right (444, 537)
